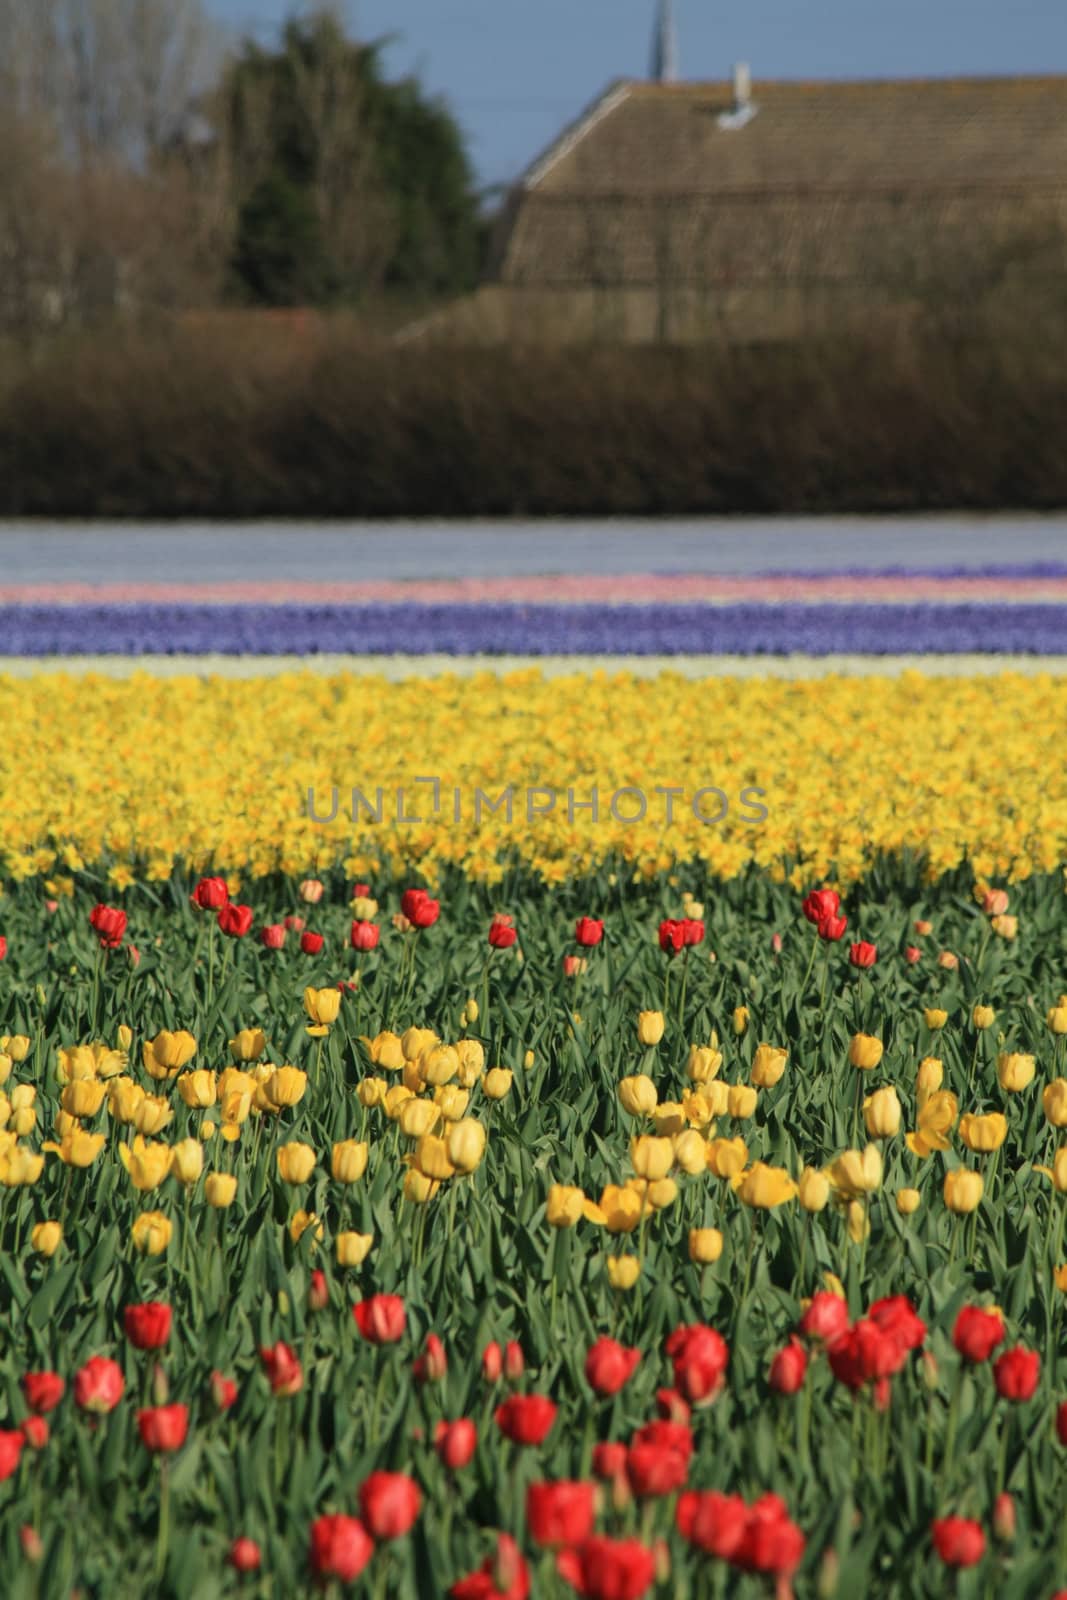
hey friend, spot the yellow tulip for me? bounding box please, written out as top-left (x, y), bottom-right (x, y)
top-left (618, 1075), bottom-right (657, 1116)
top-left (351, 894), bottom-right (378, 920)
top-left (727, 1084), bottom-right (758, 1120)
top-left (546, 1184), bottom-right (585, 1227)
top-left (171, 1138), bottom-right (204, 1185)
top-left (687, 1045), bottom-right (723, 1084)
top-left (265, 1067), bottom-right (307, 1110)
top-left (0, 1146), bottom-right (44, 1186)
top-left (416, 1134), bottom-right (457, 1180)
top-left (1045, 1080), bottom-right (1067, 1128)
top-left (277, 1142), bottom-right (316, 1184)
top-left (119, 1136), bottom-right (173, 1191)
top-left (177, 1069), bottom-right (218, 1109)
top-left (115, 1025), bottom-right (133, 1054)
top-left (229, 1028), bottom-right (266, 1062)
top-left (303, 987), bottom-right (340, 1030)
top-left (1034, 1149), bottom-right (1067, 1193)
top-left (420, 1044), bottom-right (460, 1087)
top-left (131, 1210), bottom-right (172, 1254)
top-left (107, 1077), bottom-right (144, 1123)
top-left (997, 1053), bottom-right (1035, 1092)
top-left (523, 1049), bottom-right (535, 1069)
top-left (31, 1221), bottom-right (62, 1257)
top-left (142, 1030), bottom-right (197, 1079)
top-left (798, 1166), bottom-right (830, 1212)
top-left (848, 1034), bottom-right (884, 1070)
top-left (433, 1085), bottom-right (470, 1121)
top-left (733, 1006), bottom-right (749, 1035)
top-left (990, 915), bottom-right (1017, 940)
top-left (672, 1130), bottom-right (708, 1175)
top-left (924, 1009), bottom-right (948, 1030)
top-left (707, 1136), bottom-right (748, 1178)
top-left (401, 1027), bottom-right (438, 1062)
top-left (972, 1004), bottom-right (995, 1030)
top-left (290, 1210), bottom-right (324, 1246)
top-left (863, 1087), bottom-right (902, 1139)
top-left (362, 1031), bottom-right (405, 1070)
top-left (337, 1231), bottom-right (374, 1266)
top-left (916, 1057), bottom-right (944, 1104)
top-left (358, 1077), bottom-right (387, 1109)
top-left (57, 1045), bottom-right (97, 1083)
top-left (906, 1090), bottom-right (959, 1157)
top-left (750, 1045), bottom-right (787, 1088)
top-left (637, 1011), bottom-right (665, 1046)
top-left (383, 1084), bottom-right (414, 1120)
top-left (331, 1140), bottom-right (369, 1183)
top-left (944, 1168), bottom-right (983, 1213)
top-left (0, 1055), bottom-right (11, 1088)
top-left (200, 1119), bottom-right (217, 1142)
top-left (896, 1187), bottom-right (921, 1215)
top-left (4, 1036), bottom-right (29, 1063)
top-left (456, 1039), bottom-right (485, 1077)
top-left (42, 1130), bottom-right (105, 1168)
top-left (606, 1255), bottom-right (640, 1290)
top-left (688, 1227), bottom-right (723, 1264)
top-left (1048, 1003), bottom-right (1067, 1036)
top-left (399, 1099), bottom-right (440, 1140)
top-left (846, 1199), bottom-right (870, 1244)
top-left (583, 1184), bottom-right (643, 1232)
top-left (651, 1102), bottom-right (687, 1137)
top-left (630, 1135), bottom-right (673, 1181)
top-left (958, 1112), bottom-right (1007, 1153)
top-left (636, 1176), bottom-right (678, 1211)
top-left (828, 1145), bottom-right (883, 1200)
top-left (403, 1168), bottom-right (440, 1204)
top-left (447, 1119), bottom-right (487, 1173)
top-left (60, 1079), bottom-right (106, 1119)
top-left (483, 1068), bottom-right (513, 1101)
top-left (131, 1095), bottom-right (174, 1136)
top-left (205, 1172), bottom-right (238, 1208)
top-left (735, 1162), bottom-right (797, 1208)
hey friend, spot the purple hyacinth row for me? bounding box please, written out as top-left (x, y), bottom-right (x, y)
top-left (0, 602), bottom-right (1065, 655)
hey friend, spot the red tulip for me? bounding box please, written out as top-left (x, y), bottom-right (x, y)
top-left (905, 945), bottom-right (922, 963)
top-left (1058, 1399), bottom-right (1067, 1447)
top-left (229, 1538), bottom-right (261, 1573)
top-left (0, 1430), bottom-right (23, 1480)
top-left (658, 919), bottom-right (685, 955)
top-left (798, 1291), bottom-right (850, 1345)
top-left (827, 1320), bottom-right (905, 1389)
top-left (89, 903), bottom-right (126, 949)
top-left (504, 1340), bottom-right (525, 1381)
top-left (482, 1341), bottom-right (503, 1382)
top-left (211, 1370), bottom-right (238, 1410)
top-left (353, 1294), bottom-right (406, 1344)
top-left (123, 1301), bottom-right (172, 1350)
top-left (664, 1324), bottom-right (729, 1404)
top-left (952, 1305), bottom-right (1005, 1364)
top-left (993, 1345), bottom-right (1040, 1402)
top-left (22, 1372), bottom-right (64, 1414)
top-left (849, 941), bottom-right (877, 968)
top-left (260, 923), bottom-right (286, 950)
top-left (488, 915), bottom-right (518, 949)
top-left (771, 932), bottom-right (783, 953)
top-left (495, 1394), bottom-right (557, 1446)
top-left (574, 917), bottom-right (603, 948)
top-left (734, 1494), bottom-right (806, 1576)
top-left (359, 1471), bottom-right (421, 1540)
top-left (21, 1416), bottom-right (48, 1450)
top-left (768, 1338), bottom-right (807, 1395)
top-left (259, 1342), bottom-right (302, 1397)
top-left (19, 1526), bottom-right (42, 1562)
top-left (307, 1270), bottom-right (328, 1312)
top-left (676, 1490), bottom-right (748, 1559)
top-left (931, 1516), bottom-right (985, 1567)
top-left (401, 888), bottom-right (439, 928)
top-left (681, 918), bottom-right (704, 947)
top-left (868, 1295), bottom-right (926, 1353)
top-left (584, 1337), bottom-right (640, 1397)
top-left (654, 1387), bottom-right (691, 1424)
top-left (284, 914), bottom-right (305, 932)
top-left (450, 1533), bottom-right (530, 1600)
top-left (556, 1536), bottom-right (656, 1600)
top-left (591, 1442), bottom-right (628, 1481)
top-left (993, 1492), bottom-right (1016, 1542)
top-left (74, 1356), bottom-right (124, 1414)
top-left (527, 1481), bottom-right (596, 1548)
top-left (802, 888), bottom-right (840, 925)
top-left (300, 930), bottom-right (324, 955)
top-left (562, 955), bottom-right (587, 977)
top-left (350, 920), bottom-right (380, 951)
top-left (435, 1418), bottom-right (477, 1470)
top-left (193, 877), bottom-right (229, 910)
top-left (817, 912), bottom-right (848, 941)
top-left (218, 903), bottom-right (253, 938)
top-left (137, 1403), bottom-right (188, 1453)
top-left (413, 1333), bottom-right (447, 1384)
top-left (626, 1420), bottom-right (692, 1497)
top-left (309, 1515), bottom-right (374, 1583)
top-left (0, 935), bottom-right (7, 958)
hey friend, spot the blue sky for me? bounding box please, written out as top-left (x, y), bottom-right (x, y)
top-left (211, 1), bottom-right (1067, 190)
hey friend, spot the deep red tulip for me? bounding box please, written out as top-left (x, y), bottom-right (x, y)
top-left (89, 903), bottom-right (126, 949)
top-left (574, 917), bottom-right (603, 948)
top-left (350, 920), bottom-right (381, 952)
top-left (0, 1430), bottom-right (23, 1480)
top-left (931, 1516), bottom-right (985, 1567)
top-left (993, 1345), bottom-right (1040, 1402)
top-left (556, 1536), bottom-right (656, 1600)
top-left (0, 935), bottom-right (7, 958)
top-left (401, 888), bottom-right (439, 928)
top-left (488, 915), bottom-right (518, 949)
top-left (734, 1494), bottom-right (806, 1576)
top-left (827, 1320), bottom-right (905, 1389)
top-left (353, 1294), bottom-right (406, 1345)
top-left (798, 1291), bottom-right (850, 1345)
top-left (22, 1372), bottom-right (64, 1414)
top-left (868, 1295), bottom-right (926, 1353)
top-left (435, 1419), bottom-right (477, 1470)
top-left (450, 1533), bottom-right (530, 1600)
top-left (413, 1333), bottom-right (448, 1384)
top-left (482, 1341), bottom-right (503, 1382)
top-left (1058, 1399), bottom-right (1067, 1447)
top-left (218, 903), bottom-right (253, 938)
top-left (495, 1394), bottom-right (557, 1446)
top-left (229, 1538), bottom-right (261, 1573)
top-left (307, 1270), bottom-right (328, 1312)
top-left (260, 923), bottom-right (286, 950)
top-left (626, 1420), bottom-right (692, 1497)
top-left (300, 930), bottom-right (324, 955)
top-left (591, 1442), bottom-right (628, 1481)
top-left (849, 941), bottom-right (877, 968)
top-left (193, 876), bottom-right (229, 910)
top-left (584, 1337), bottom-right (640, 1397)
top-left (664, 1324), bottom-right (729, 1404)
top-left (21, 1416), bottom-right (48, 1450)
top-left (259, 1342), bottom-right (302, 1397)
top-left (74, 1356), bottom-right (124, 1414)
top-left (309, 1515), bottom-right (374, 1583)
top-left (123, 1302), bottom-right (172, 1351)
top-left (681, 918), bottom-right (705, 947)
top-left (768, 1338), bottom-right (807, 1395)
top-left (527, 1481), bottom-right (596, 1548)
top-left (802, 888), bottom-right (840, 925)
top-left (677, 1490), bottom-right (747, 1559)
top-left (658, 919), bottom-right (686, 955)
top-left (137, 1403), bottom-right (188, 1453)
top-left (359, 1471), bottom-right (421, 1540)
top-left (211, 1370), bottom-right (238, 1410)
top-left (953, 1305), bottom-right (1005, 1364)
top-left (817, 912), bottom-right (848, 941)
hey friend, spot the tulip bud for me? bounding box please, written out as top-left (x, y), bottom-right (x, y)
top-left (504, 1341), bottom-right (524, 1381)
top-left (817, 1548), bottom-right (840, 1599)
top-left (482, 1342), bottom-right (503, 1382)
top-left (19, 1527), bottom-right (43, 1564)
top-left (308, 1270), bottom-right (329, 1312)
top-left (920, 1350), bottom-right (939, 1391)
top-left (152, 1362), bottom-right (169, 1406)
top-left (688, 1227), bottom-right (723, 1264)
top-left (993, 1492), bottom-right (1015, 1543)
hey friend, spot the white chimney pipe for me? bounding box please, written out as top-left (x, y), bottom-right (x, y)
top-left (733, 62), bottom-right (751, 108)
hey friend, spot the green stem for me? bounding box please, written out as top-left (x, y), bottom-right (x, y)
top-left (154, 1459), bottom-right (170, 1582)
